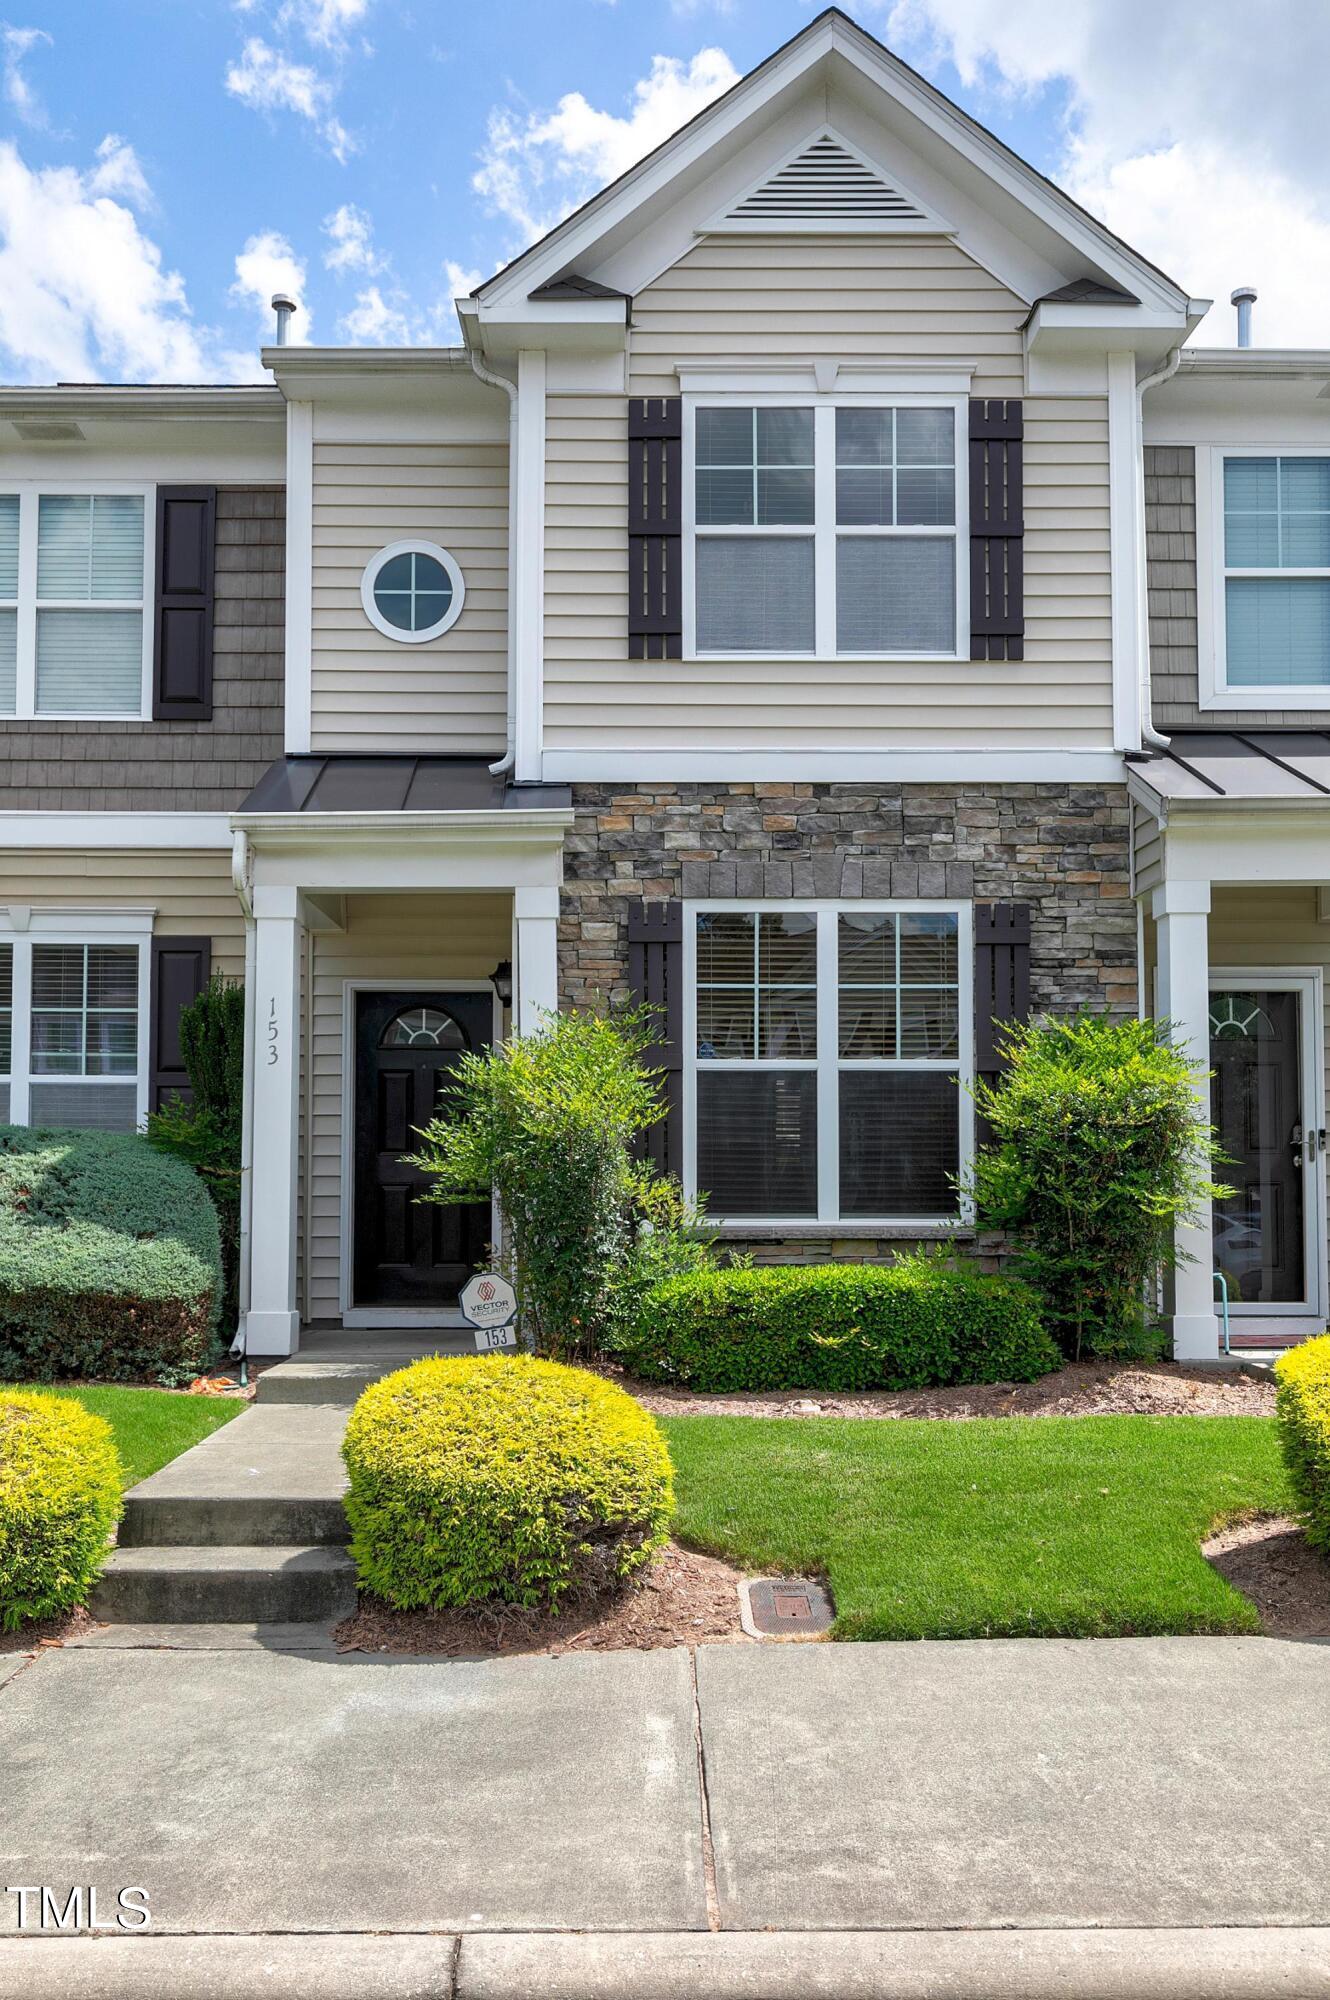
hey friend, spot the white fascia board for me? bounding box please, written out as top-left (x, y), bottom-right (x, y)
top-left (472, 299), bottom-right (628, 353)
top-left (0, 812), bottom-right (233, 849)
top-left (231, 808), bottom-right (574, 842)
top-left (1025, 302), bottom-right (1191, 361)
top-left (539, 750), bottom-right (1128, 785)
top-left (0, 906), bottom-right (156, 936)
top-left (477, 15), bottom-right (1188, 319)
top-left (1177, 349), bottom-right (1330, 381)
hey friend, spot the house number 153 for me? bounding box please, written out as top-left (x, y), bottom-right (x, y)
top-left (267, 997), bottom-right (280, 1066)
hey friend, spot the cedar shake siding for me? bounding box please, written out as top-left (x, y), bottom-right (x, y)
top-left (0, 485), bottom-right (284, 811)
top-left (1146, 445), bottom-right (1330, 729)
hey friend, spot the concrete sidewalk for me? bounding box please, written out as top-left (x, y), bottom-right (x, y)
top-left (1, 1635), bottom-right (1329, 1992)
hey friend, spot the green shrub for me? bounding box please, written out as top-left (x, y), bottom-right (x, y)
top-left (1275, 1336), bottom-right (1330, 1554)
top-left (411, 1008), bottom-right (706, 1361)
top-left (971, 1014), bottom-right (1226, 1360)
top-left (613, 1251), bottom-right (1057, 1393)
top-left (0, 1128), bottom-right (223, 1384)
top-left (148, 975), bottom-right (245, 1335)
top-left (342, 1354), bottom-right (675, 1610)
top-left (0, 1389), bottom-right (122, 1629)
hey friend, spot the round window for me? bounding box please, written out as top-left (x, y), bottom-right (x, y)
top-left (360, 540), bottom-right (465, 644)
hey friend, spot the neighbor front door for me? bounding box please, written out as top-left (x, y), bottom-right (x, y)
top-left (352, 990), bottom-right (493, 1309)
top-left (1209, 974), bottom-right (1324, 1339)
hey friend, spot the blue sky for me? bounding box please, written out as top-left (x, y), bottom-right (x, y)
top-left (1, 0), bottom-right (1327, 383)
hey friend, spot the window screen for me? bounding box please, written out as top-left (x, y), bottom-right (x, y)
top-left (1224, 457), bottom-right (1330, 688)
top-left (691, 906), bottom-right (965, 1222)
top-left (33, 493), bottom-right (144, 715)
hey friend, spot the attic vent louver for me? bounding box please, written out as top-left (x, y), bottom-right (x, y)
top-left (723, 135), bottom-right (930, 228)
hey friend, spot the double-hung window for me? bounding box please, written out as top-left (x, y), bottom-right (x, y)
top-left (1214, 453), bottom-right (1330, 697)
top-left (685, 902), bottom-right (973, 1225)
top-left (689, 400), bottom-right (962, 658)
top-left (0, 488), bottom-right (149, 718)
top-left (0, 929), bottom-right (148, 1132)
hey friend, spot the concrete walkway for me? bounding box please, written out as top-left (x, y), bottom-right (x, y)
top-left (2, 1634), bottom-right (1329, 1993)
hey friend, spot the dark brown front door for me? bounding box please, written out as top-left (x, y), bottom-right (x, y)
top-left (352, 990), bottom-right (492, 1308)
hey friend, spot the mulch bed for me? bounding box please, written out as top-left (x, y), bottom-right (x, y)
top-left (0, 1605), bottom-right (98, 1654)
top-left (622, 1360), bottom-right (1276, 1422)
top-left (1203, 1516), bottom-right (1330, 1639)
top-left (334, 1542), bottom-right (753, 1657)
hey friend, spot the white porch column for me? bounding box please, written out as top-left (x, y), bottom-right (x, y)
top-left (514, 885), bottom-right (559, 1036)
top-left (1152, 879), bottom-right (1219, 1360)
top-left (243, 887), bottom-right (304, 1355)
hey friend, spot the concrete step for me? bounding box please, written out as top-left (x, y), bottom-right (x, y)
top-left (119, 1491), bottom-right (350, 1548)
top-left (257, 1329), bottom-right (475, 1406)
top-left (89, 1545), bottom-right (358, 1626)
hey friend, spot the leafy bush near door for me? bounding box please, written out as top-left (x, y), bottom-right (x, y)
top-left (1275, 1335), bottom-right (1330, 1552)
top-left (342, 1354), bottom-right (675, 1610)
top-left (411, 1008), bottom-right (709, 1361)
top-left (971, 1014), bottom-right (1227, 1361)
top-left (0, 1128), bottom-right (222, 1384)
top-left (147, 975), bottom-right (245, 1335)
top-left (0, 1388), bottom-right (121, 1629)
top-left (614, 1252), bottom-right (1056, 1393)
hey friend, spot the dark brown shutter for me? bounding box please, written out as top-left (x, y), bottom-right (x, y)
top-left (149, 937), bottom-right (211, 1111)
top-left (969, 400), bottom-right (1024, 662)
top-left (153, 485), bottom-right (217, 720)
top-left (628, 398), bottom-right (682, 661)
top-left (627, 900), bottom-right (683, 1175)
top-left (974, 903), bottom-right (1031, 1105)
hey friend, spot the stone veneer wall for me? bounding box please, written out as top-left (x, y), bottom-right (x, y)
top-left (559, 780), bottom-right (1136, 1264)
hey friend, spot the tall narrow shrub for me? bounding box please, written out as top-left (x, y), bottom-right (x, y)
top-left (411, 1009), bottom-right (689, 1360)
top-left (147, 976), bottom-right (245, 1335)
top-left (970, 1013), bottom-right (1226, 1359)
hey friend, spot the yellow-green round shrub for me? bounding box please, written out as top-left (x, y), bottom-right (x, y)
top-left (342, 1354), bottom-right (675, 1611)
top-left (0, 1390), bottom-right (122, 1630)
top-left (1275, 1335), bottom-right (1330, 1553)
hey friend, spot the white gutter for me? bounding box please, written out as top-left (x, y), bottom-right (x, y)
top-left (1135, 345), bottom-right (1182, 751)
top-left (231, 827), bottom-right (253, 919)
top-left (464, 345), bottom-right (520, 775)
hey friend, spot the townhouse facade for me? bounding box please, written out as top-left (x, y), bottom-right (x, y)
top-left (1, 10), bottom-right (1326, 1360)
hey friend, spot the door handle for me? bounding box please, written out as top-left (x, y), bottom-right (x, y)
top-left (1292, 1122), bottom-right (1305, 1169)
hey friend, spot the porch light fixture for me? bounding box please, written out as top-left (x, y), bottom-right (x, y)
top-left (489, 960), bottom-right (514, 1008)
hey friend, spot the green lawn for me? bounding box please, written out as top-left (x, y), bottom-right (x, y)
top-left (663, 1413), bottom-right (1291, 1640)
top-left (5, 1383), bottom-right (241, 1488)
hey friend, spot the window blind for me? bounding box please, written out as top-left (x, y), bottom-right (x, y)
top-left (695, 536), bottom-right (815, 652)
top-left (37, 493), bottom-right (144, 599)
top-left (836, 536), bottom-right (955, 653)
top-left (35, 608), bottom-right (142, 713)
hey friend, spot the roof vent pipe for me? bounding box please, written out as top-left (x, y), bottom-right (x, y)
top-left (1231, 285), bottom-right (1257, 348)
top-left (271, 294), bottom-right (298, 346)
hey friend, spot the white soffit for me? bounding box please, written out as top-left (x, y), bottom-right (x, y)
top-left (705, 127), bottom-right (951, 235)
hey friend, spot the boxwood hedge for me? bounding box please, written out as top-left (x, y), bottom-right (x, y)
top-left (343, 1354), bottom-right (675, 1611)
top-left (614, 1255), bottom-right (1057, 1394)
top-left (1275, 1335), bottom-right (1330, 1553)
top-left (0, 1127), bottom-right (223, 1383)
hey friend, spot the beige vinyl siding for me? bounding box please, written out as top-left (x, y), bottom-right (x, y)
top-left (305, 892), bottom-right (512, 1320)
top-left (0, 850), bottom-right (245, 973)
top-left (311, 441), bottom-right (508, 755)
top-left (1132, 802), bottom-right (1166, 898)
top-left (543, 234), bottom-right (1113, 748)
top-left (627, 236), bottom-right (1025, 398)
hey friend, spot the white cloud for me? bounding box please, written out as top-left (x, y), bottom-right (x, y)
top-left (883, 0), bottom-right (1330, 345)
top-left (333, 260), bottom-right (488, 347)
top-left (323, 200), bottom-right (382, 274)
top-left (475, 47), bottom-right (740, 243)
top-left (278, 0), bottom-right (372, 49)
top-left (231, 227), bottom-right (311, 342)
top-left (0, 135), bottom-right (258, 383)
top-left (224, 34), bottom-right (354, 161)
top-left (3, 23), bottom-right (50, 128)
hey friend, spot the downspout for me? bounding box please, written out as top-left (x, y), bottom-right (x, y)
top-left (1135, 345), bottom-right (1182, 751)
top-left (466, 345), bottom-right (519, 776)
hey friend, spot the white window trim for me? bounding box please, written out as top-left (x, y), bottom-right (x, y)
top-left (0, 914), bottom-right (154, 1130)
top-left (682, 390), bottom-right (969, 664)
top-left (0, 480), bottom-right (154, 721)
top-left (360, 539), bottom-right (466, 645)
top-left (1198, 444), bottom-right (1330, 711)
top-left (682, 899), bottom-right (975, 1231)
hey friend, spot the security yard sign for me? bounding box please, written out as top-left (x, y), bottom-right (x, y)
top-left (460, 1272), bottom-right (519, 1350)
